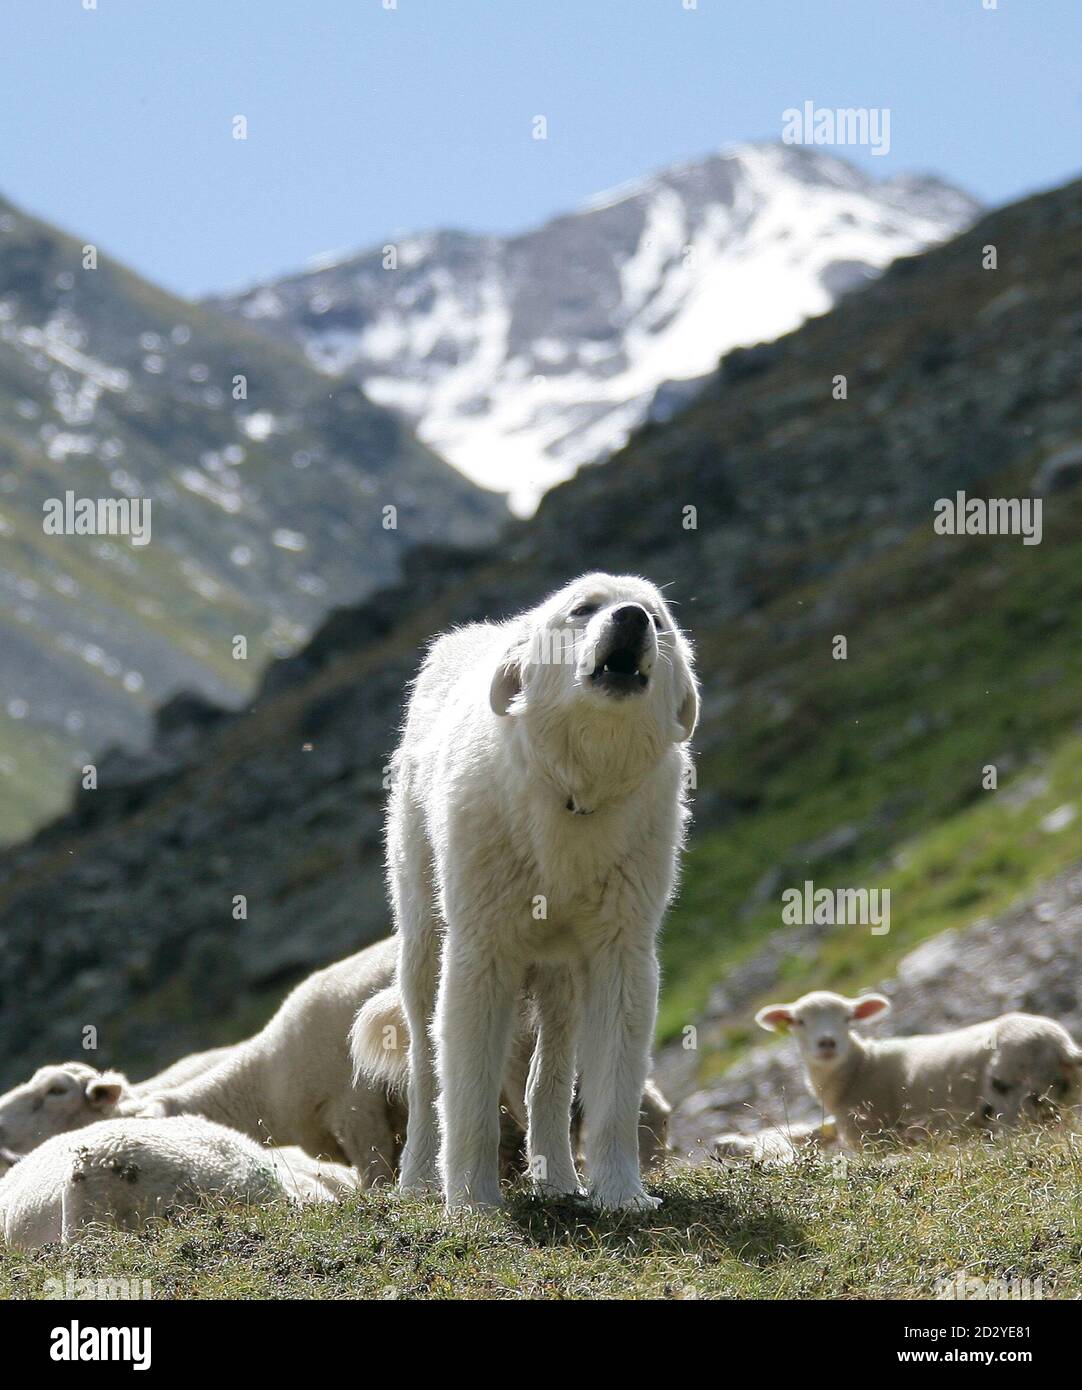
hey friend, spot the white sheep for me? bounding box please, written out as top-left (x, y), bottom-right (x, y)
top-left (0, 1116), bottom-right (287, 1251)
top-left (0, 1043), bottom-right (245, 1171)
top-left (147, 937), bottom-right (670, 1185)
top-left (0, 1063), bottom-right (135, 1169)
top-left (142, 937), bottom-right (404, 1184)
top-left (755, 990), bottom-right (1082, 1147)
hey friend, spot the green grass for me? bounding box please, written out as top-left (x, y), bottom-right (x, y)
top-left (4, 1136), bottom-right (1081, 1299)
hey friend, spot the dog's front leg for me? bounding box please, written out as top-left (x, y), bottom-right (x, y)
top-left (578, 942), bottom-right (660, 1211)
top-left (526, 964), bottom-right (582, 1197)
top-left (437, 937), bottom-right (519, 1207)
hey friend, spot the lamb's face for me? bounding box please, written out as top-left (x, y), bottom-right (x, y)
top-left (756, 991), bottom-right (891, 1071)
top-left (983, 1029), bottom-right (1082, 1128)
top-left (0, 1063), bottom-right (127, 1164)
top-left (492, 573), bottom-right (698, 743)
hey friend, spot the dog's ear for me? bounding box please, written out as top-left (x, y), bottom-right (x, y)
top-left (673, 648), bottom-right (699, 742)
top-left (490, 641), bottom-right (527, 716)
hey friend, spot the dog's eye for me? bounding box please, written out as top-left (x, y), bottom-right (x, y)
top-left (568, 603), bottom-right (598, 619)
top-left (991, 1078), bottom-right (1011, 1095)
top-left (46, 1084), bottom-right (68, 1097)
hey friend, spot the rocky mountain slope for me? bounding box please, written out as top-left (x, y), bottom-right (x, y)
top-left (0, 174), bottom-right (1079, 1093)
top-left (0, 194), bottom-right (503, 841)
top-left (209, 143), bottom-right (978, 513)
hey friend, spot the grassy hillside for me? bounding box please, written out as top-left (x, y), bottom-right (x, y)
top-left (2, 1133), bottom-right (1079, 1299)
top-left (659, 459), bottom-right (1082, 1041)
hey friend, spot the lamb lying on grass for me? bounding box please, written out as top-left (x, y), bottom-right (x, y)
top-left (0, 1116), bottom-right (288, 1251)
top-left (755, 991), bottom-right (1082, 1147)
top-left (0, 1043), bottom-right (250, 1171)
top-left (0, 1063), bottom-right (132, 1170)
top-left (140, 938), bottom-right (405, 1184)
top-left (0, 1062), bottom-right (358, 1200)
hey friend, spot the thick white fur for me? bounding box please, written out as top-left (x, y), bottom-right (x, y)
top-left (0, 1116), bottom-right (286, 1250)
top-left (756, 991), bottom-right (1082, 1147)
top-left (386, 573), bottom-right (697, 1208)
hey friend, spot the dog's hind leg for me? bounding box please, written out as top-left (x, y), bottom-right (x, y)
top-left (525, 964), bottom-right (582, 1197)
top-left (437, 936), bottom-right (520, 1207)
top-left (578, 942), bottom-right (660, 1211)
top-left (389, 789), bottom-right (443, 1195)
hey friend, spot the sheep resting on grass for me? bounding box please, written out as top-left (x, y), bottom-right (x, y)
top-left (755, 990), bottom-right (1082, 1148)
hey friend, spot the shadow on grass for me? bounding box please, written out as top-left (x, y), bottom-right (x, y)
top-left (501, 1163), bottom-right (809, 1267)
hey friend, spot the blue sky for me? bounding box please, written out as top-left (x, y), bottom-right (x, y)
top-left (3, 0), bottom-right (1080, 299)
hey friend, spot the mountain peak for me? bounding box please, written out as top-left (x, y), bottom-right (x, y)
top-left (208, 141), bottom-right (979, 515)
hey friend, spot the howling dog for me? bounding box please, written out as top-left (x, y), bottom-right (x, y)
top-left (354, 573), bottom-right (697, 1208)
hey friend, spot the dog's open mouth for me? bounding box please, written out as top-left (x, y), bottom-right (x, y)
top-left (591, 645), bottom-right (649, 695)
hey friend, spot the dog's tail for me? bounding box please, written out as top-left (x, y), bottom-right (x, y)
top-left (350, 985), bottom-right (410, 1091)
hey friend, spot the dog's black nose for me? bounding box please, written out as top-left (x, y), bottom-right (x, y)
top-left (611, 604), bottom-right (649, 632)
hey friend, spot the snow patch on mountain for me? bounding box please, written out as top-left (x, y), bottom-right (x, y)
top-left (210, 143), bottom-right (979, 514)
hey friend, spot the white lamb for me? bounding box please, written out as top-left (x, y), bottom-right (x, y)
top-left (0, 1115), bottom-right (286, 1251)
top-left (0, 1044), bottom-right (240, 1172)
top-left (142, 937), bottom-right (404, 1184)
top-left (0, 1063), bottom-right (134, 1170)
top-left (0, 942), bottom-right (403, 1183)
top-left (755, 990), bottom-right (1082, 1147)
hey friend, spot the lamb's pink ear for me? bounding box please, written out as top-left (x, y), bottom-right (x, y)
top-left (850, 994), bottom-right (891, 1023)
top-left (755, 1005), bottom-right (795, 1034)
top-left (85, 1078), bottom-right (124, 1108)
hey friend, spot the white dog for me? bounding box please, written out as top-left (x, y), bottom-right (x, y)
top-left (374, 573), bottom-right (697, 1209)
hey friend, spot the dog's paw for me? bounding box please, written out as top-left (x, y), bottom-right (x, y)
top-left (589, 1188), bottom-right (661, 1213)
top-left (533, 1182), bottom-right (589, 1202)
top-left (396, 1177), bottom-right (443, 1200)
